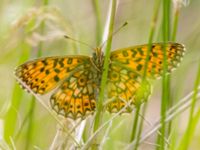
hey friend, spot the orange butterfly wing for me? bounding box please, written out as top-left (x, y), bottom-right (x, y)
top-left (15, 56), bottom-right (99, 119)
top-left (107, 64), bottom-right (151, 113)
top-left (110, 42), bottom-right (185, 78)
top-left (50, 68), bottom-right (99, 119)
top-left (106, 42), bottom-right (185, 112)
top-left (15, 56), bottom-right (90, 94)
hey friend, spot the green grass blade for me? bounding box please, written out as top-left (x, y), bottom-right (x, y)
top-left (92, 0), bottom-right (102, 46)
top-left (157, 1), bottom-right (171, 149)
top-left (169, 4), bottom-right (181, 150)
top-left (177, 61), bottom-right (200, 150)
top-left (171, 8), bottom-right (179, 41)
top-left (93, 0), bottom-right (116, 132)
top-left (130, 0), bottom-right (161, 149)
top-left (133, 104), bottom-right (147, 150)
top-left (92, 0), bottom-right (117, 148)
top-left (130, 106), bottom-right (141, 142)
top-left (4, 42), bottom-right (30, 145)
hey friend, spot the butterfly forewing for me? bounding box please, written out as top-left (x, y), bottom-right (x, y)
top-left (110, 42), bottom-right (185, 78)
top-left (15, 56), bottom-right (91, 94)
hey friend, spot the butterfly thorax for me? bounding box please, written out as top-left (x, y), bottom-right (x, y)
top-left (91, 47), bottom-right (104, 73)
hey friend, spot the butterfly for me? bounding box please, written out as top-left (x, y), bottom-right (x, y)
top-left (15, 42), bottom-right (185, 119)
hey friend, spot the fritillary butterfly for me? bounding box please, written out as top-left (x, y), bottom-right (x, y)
top-left (15, 42), bottom-right (185, 119)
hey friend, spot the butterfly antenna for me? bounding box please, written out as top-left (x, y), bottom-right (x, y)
top-left (99, 21), bottom-right (128, 49)
top-left (64, 35), bottom-right (96, 51)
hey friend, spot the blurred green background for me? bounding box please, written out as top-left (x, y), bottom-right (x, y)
top-left (0, 0), bottom-right (200, 149)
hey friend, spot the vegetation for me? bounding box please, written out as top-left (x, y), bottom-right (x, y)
top-left (0, 0), bottom-right (200, 149)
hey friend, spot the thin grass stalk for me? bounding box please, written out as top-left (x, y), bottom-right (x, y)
top-left (125, 87), bottom-right (200, 150)
top-left (14, 111), bottom-right (30, 141)
top-left (82, 0), bottom-right (102, 143)
top-left (177, 61), bottom-right (200, 150)
top-left (169, 4), bottom-right (181, 150)
top-left (130, 0), bottom-right (161, 148)
top-left (158, 0), bottom-right (171, 149)
top-left (50, 120), bottom-right (83, 149)
top-left (49, 127), bottom-right (61, 150)
top-left (143, 0), bottom-right (161, 79)
top-left (93, 0), bottom-right (117, 148)
top-left (133, 104), bottom-right (147, 150)
top-left (130, 106), bottom-right (141, 142)
top-left (171, 7), bottom-right (179, 41)
top-left (138, 109), bottom-right (170, 146)
top-left (25, 97), bottom-right (35, 150)
top-left (92, 0), bottom-right (102, 46)
top-left (99, 120), bottom-right (113, 150)
top-left (0, 140), bottom-right (12, 150)
top-left (9, 138), bottom-right (16, 150)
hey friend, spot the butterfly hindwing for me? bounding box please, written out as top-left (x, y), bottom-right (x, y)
top-left (15, 56), bottom-right (91, 94)
top-left (50, 68), bottom-right (98, 119)
top-left (110, 42), bottom-right (185, 78)
top-left (106, 64), bottom-right (151, 113)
